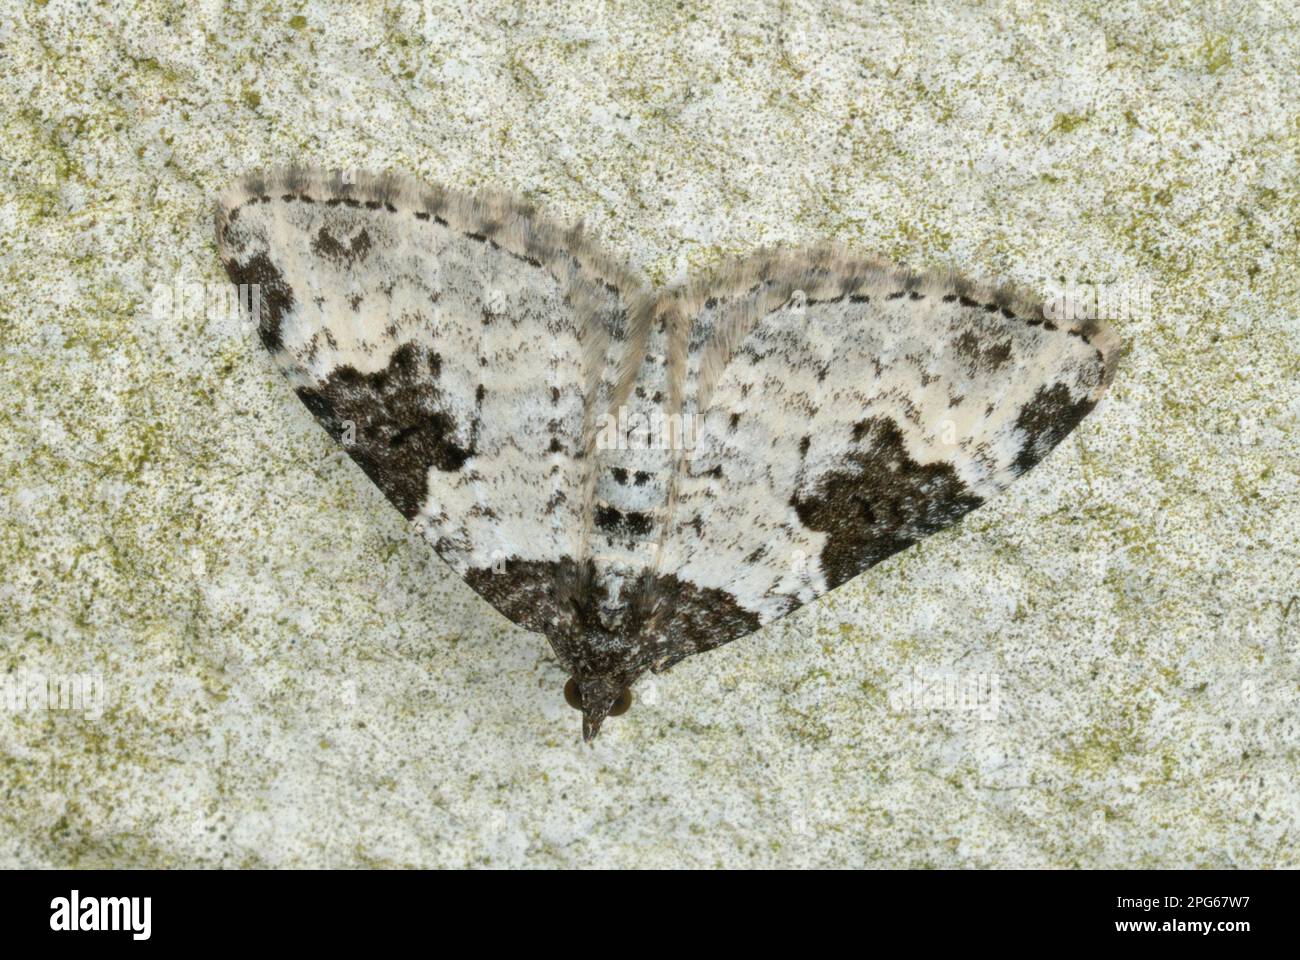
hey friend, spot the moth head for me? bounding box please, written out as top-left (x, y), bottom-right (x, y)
top-left (539, 562), bottom-right (651, 740)
top-left (563, 671), bottom-right (635, 742)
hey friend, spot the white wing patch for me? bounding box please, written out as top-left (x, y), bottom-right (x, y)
top-left (217, 170), bottom-right (1120, 739)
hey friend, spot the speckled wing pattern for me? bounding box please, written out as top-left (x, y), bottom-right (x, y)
top-left (217, 169), bottom-right (1119, 740)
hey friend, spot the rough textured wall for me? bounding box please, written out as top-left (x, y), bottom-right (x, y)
top-left (1, 0), bottom-right (1296, 868)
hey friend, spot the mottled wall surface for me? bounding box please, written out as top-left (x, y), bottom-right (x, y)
top-left (1, 0), bottom-right (1296, 867)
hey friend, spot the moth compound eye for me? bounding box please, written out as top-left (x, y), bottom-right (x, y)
top-left (563, 677), bottom-right (582, 710)
top-left (609, 689), bottom-right (632, 717)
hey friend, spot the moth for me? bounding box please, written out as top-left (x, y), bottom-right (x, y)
top-left (216, 168), bottom-right (1119, 740)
